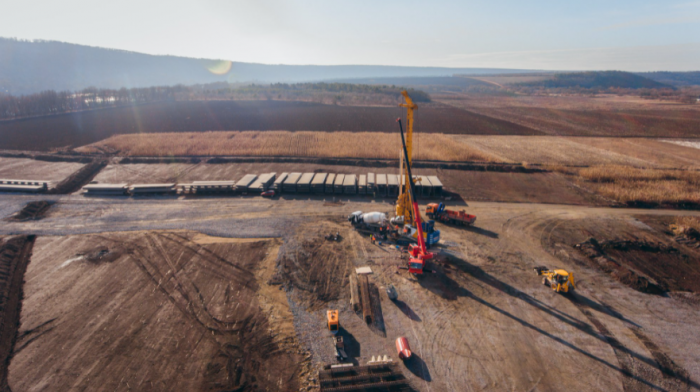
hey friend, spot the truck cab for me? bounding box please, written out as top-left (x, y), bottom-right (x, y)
top-left (327, 310), bottom-right (339, 334)
top-left (348, 211), bottom-right (363, 224)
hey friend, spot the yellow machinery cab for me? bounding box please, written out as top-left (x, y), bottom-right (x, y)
top-left (551, 269), bottom-right (575, 293)
top-left (327, 310), bottom-right (339, 334)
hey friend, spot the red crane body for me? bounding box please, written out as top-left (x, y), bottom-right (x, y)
top-left (397, 118), bottom-right (434, 274)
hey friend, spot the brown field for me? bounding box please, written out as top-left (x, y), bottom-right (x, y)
top-left (78, 130), bottom-right (499, 161)
top-left (0, 99), bottom-right (539, 152)
top-left (437, 93), bottom-right (700, 137)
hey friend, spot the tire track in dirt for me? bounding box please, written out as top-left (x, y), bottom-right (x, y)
top-left (570, 295), bottom-right (692, 392)
top-left (532, 213), bottom-right (694, 392)
top-left (94, 232), bottom-right (299, 390)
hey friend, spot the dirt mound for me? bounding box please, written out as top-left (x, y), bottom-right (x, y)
top-left (575, 238), bottom-right (699, 294)
top-left (79, 246), bottom-right (122, 263)
top-left (0, 235), bottom-right (35, 391)
top-left (272, 233), bottom-right (353, 310)
top-left (48, 159), bottom-right (106, 194)
top-left (7, 201), bottom-right (52, 221)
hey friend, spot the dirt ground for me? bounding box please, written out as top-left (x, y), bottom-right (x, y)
top-left (8, 231), bottom-right (304, 391)
top-left (285, 202), bottom-right (700, 391)
top-left (0, 157), bottom-right (84, 182)
top-left (0, 192), bottom-right (698, 390)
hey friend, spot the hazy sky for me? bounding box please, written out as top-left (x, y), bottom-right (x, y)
top-left (2, 0), bottom-right (699, 71)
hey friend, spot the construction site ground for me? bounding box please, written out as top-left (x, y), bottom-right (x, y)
top-left (0, 157), bottom-right (85, 183)
top-left (92, 161), bottom-right (596, 205)
top-left (0, 191), bottom-right (699, 391)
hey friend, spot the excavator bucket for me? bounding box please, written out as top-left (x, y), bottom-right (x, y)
top-left (533, 266), bottom-right (549, 275)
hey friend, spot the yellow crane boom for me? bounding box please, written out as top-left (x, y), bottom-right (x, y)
top-left (396, 91), bottom-right (418, 225)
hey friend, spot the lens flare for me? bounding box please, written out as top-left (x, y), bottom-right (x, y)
top-left (205, 60), bottom-right (233, 75)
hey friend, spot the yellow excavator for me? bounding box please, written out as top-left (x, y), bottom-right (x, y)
top-left (395, 90), bottom-right (418, 226)
top-left (534, 267), bottom-right (575, 293)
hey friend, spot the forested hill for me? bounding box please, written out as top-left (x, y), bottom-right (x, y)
top-left (519, 71), bottom-right (673, 90)
top-left (639, 71), bottom-right (700, 87)
top-left (0, 38), bottom-right (532, 94)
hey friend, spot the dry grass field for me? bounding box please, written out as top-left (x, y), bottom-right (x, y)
top-left (78, 130), bottom-right (499, 161)
top-left (571, 165), bottom-right (700, 206)
top-left (449, 135), bottom-right (653, 166)
top-left (79, 131), bottom-right (700, 169)
top-left (573, 138), bottom-right (700, 168)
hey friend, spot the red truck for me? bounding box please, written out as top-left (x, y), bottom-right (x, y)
top-left (426, 203), bottom-right (476, 226)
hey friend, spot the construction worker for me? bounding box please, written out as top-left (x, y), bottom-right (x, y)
top-left (370, 234), bottom-right (375, 244)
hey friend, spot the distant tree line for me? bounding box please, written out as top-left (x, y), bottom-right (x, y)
top-left (0, 82), bottom-right (431, 120)
top-left (0, 86), bottom-right (180, 120)
top-left (194, 82), bottom-right (431, 102)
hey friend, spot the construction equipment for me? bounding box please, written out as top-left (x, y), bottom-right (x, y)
top-left (331, 336), bottom-right (348, 361)
top-left (386, 284), bottom-right (398, 300)
top-left (327, 310), bottom-right (339, 334)
top-left (426, 202), bottom-right (476, 226)
top-left (395, 337), bottom-right (412, 360)
top-left (397, 118), bottom-right (434, 275)
top-left (400, 220), bottom-right (440, 248)
top-left (395, 91), bottom-right (418, 226)
top-left (325, 232), bottom-right (341, 241)
top-left (348, 211), bottom-right (394, 238)
top-left (534, 267), bottom-right (576, 293)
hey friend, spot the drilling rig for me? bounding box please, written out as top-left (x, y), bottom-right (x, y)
top-left (393, 91), bottom-right (440, 247)
top-left (395, 91), bottom-right (417, 226)
top-left (397, 118), bottom-right (434, 274)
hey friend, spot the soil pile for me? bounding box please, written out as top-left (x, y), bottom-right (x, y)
top-left (575, 238), bottom-right (700, 294)
top-left (80, 246), bottom-right (122, 263)
top-left (49, 159), bottom-right (106, 194)
top-left (272, 234), bottom-right (352, 310)
top-left (7, 201), bottom-right (51, 221)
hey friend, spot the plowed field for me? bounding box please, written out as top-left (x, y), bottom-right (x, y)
top-left (0, 100), bottom-right (540, 151)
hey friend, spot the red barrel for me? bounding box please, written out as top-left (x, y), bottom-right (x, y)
top-left (395, 337), bottom-right (412, 360)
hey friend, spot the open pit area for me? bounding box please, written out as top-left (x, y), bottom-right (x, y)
top-left (0, 191), bottom-right (699, 391)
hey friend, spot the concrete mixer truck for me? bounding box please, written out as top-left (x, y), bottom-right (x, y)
top-left (348, 211), bottom-right (395, 237)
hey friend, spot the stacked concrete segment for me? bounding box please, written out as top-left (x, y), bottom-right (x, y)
top-left (297, 173), bottom-right (315, 193)
top-left (311, 173), bottom-right (328, 193)
top-left (343, 174), bottom-right (357, 194)
top-left (271, 173), bottom-right (288, 191)
top-left (235, 174), bottom-right (258, 192)
top-left (249, 173), bottom-right (277, 192)
top-left (283, 173), bottom-right (302, 193)
top-left (376, 174), bottom-right (387, 196)
top-left (325, 174), bottom-right (336, 194)
top-left (358, 175), bottom-right (367, 194)
top-left (334, 174), bottom-right (345, 194)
